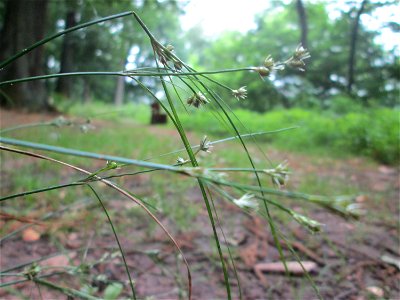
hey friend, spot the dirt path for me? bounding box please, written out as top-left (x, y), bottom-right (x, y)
top-left (1, 109), bottom-right (399, 299)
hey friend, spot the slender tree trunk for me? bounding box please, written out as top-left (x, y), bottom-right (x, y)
top-left (114, 67), bottom-right (125, 106)
top-left (296, 0), bottom-right (308, 49)
top-left (56, 2), bottom-right (78, 98)
top-left (347, 0), bottom-right (367, 94)
top-left (0, 0), bottom-right (50, 111)
top-left (114, 49), bottom-right (128, 106)
top-left (82, 79), bottom-right (92, 103)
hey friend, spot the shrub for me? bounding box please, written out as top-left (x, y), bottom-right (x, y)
top-left (179, 107), bottom-right (399, 164)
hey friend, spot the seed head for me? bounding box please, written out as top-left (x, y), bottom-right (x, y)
top-left (254, 55), bottom-right (285, 78)
top-left (199, 135), bottom-right (213, 153)
top-left (233, 193), bottom-right (259, 210)
top-left (166, 44), bottom-right (174, 52)
top-left (232, 86), bottom-right (247, 100)
top-left (106, 161), bottom-right (119, 169)
top-left (331, 196), bottom-right (366, 218)
top-left (264, 55), bottom-right (275, 68)
top-left (293, 44), bottom-right (311, 60)
top-left (176, 157), bottom-right (187, 165)
top-left (23, 263), bottom-right (41, 280)
top-left (51, 116), bottom-right (72, 127)
top-left (174, 61), bottom-right (183, 70)
top-left (285, 44), bottom-right (310, 72)
top-left (159, 55), bottom-right (168, 65)
top-left (291, 211), bottom-right (323, 233)
top-left (264, 160), bottom-right (290, 188)
top-left (254, 66), bottom-right (271, 77)
top-left (187, 92), bottom-right (209, 108)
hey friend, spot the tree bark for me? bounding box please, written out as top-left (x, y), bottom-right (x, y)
top-left (82, 79), bottom-right (92, 103)
top-left (347, 0), bottom-right (368, 94)
top-left (114, 58), bottom-right (126, 106)
top-left (0, 0), bottom-right (50, 111)
top-left (296, 0), bottom-right (308, 49)
top-left (113, 44), bottom-right (129, 106)
top-left (55, 2), bottom-right (78, 98)
top-left (114, 76), bottom-right (125, 106)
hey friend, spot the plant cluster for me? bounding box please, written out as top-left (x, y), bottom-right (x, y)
top-left (0, 10), bottom-right (363, 299)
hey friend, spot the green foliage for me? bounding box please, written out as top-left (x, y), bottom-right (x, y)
top-left (45, 0), bottom-right (184, 103)
top-left (48, 100), bottom-right (400, 165)
top-left (192, 1), bottom-right (399, 111)
top-left (65, 101), bottom-right (150, 123)
top-left (50, 101), bottom-right (400, 165)
top-left (178, 105), bottom-right (399, 165)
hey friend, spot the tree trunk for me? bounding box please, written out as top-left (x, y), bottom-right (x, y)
top-left (296, 0), bottom-right (308, 49)
top-left (114, 74), bottom-right (125, 106)
top-left (0, 0), bottom-right (50, 111)
top-left (82, 79), bottom-right (92, 103)
top-left (347, 0), bottom-right (368, 94)
top-left (113, 49), bottom-right (128, 106)
top-left (55, 2), bottom-right (78, 98)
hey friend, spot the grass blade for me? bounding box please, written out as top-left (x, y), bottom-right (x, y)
top-left (87, 185), bottom-right (136, 300)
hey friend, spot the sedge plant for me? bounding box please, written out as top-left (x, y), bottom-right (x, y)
top-left (0, 10), bottom-right (363, 300)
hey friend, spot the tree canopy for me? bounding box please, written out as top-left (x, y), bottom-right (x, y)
top-left (0, 0), bottom-right (398, 111)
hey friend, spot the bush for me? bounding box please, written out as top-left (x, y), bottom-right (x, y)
top-left (179, 107), bottom-right (399, 164)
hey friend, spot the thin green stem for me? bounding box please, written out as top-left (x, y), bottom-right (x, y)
top-left (0, 273), bottom-right (24, 277)
top-left (0, 272), bottom-right (65, 288)
top-left (143, 127), bottom-right (298, 161)
top-left (33, 278), bottom-right (101, 300)
top-left (0, 122), bottom-right (53, 134)
top-left (0, 182), bottom-right (82, 202)
top-left (0, 145), bottom-right (192, 298)
top-left (0, 68), bottom-right (254, 86)
top-left (0, 137), bottom-right (178, 172)
top-left (185, 64), bottom-right (287, 272)
top-left (153, 51), bottom-right (232, 298)
top-left (87, 185), bottom-right (136, 300)
top-left (0, 72), bottom-right (124, 86)
top-left (206, 185), bottom-right (242, 299)
top-left (126, 68), bottom-right (253, 76)
top-left (1, 199), bottom-right (93, 243)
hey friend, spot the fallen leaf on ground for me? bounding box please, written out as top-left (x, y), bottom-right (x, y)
top-left (254, 261), bottom-right (318, 275)
top-left (356, 195), bottom-right (368, 203)
top-left (366, 286), bottom-right (384, 297)
top-left (22, 228), bottom-right (41, 242)
top-left (41, 254), bottom-right (71, 267)
top-left (66, 232), bottom-right (82, 249)
top-left (378, 165), bottom-right (395, 175)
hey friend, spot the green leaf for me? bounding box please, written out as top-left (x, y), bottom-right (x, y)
top-left (103, 283), bottom-right (124, 300)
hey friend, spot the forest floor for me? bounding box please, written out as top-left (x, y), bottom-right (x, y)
top-left (0, 108), bottom-right (399, 300)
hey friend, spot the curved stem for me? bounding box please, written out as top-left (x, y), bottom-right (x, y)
top-left (0, 145), bottom-right (192, 299)
top-left (0, 68), bottom-right (254, 86)
top-left (87, 185), bottom-right (136, 300)
top-left (0, 122), bottom-right (53, 134)
top-left (0, 136), bottom-right (178, 172)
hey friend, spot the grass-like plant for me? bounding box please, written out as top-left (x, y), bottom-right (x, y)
top-left (0, 10), bottom-right (362, 299)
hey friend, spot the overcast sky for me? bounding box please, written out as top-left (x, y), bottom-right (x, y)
top-left (180, 0), bottom-right (399, 51)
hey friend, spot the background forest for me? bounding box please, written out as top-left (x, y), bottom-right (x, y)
top-left (0, 0), bottom-right (398, 164)
top-left (1, 0), bottom-right (399, 107)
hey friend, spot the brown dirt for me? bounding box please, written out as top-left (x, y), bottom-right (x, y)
top-left (1, 109), bottom-right (399, 300)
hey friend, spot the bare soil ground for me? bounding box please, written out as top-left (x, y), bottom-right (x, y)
top-left (1, 109), bottom-right (399, 300)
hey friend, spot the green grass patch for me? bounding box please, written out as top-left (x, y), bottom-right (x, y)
top-left (54, 101), bottom-right (399, 165)
top-left (178, 107), bottom-right (399, 165)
